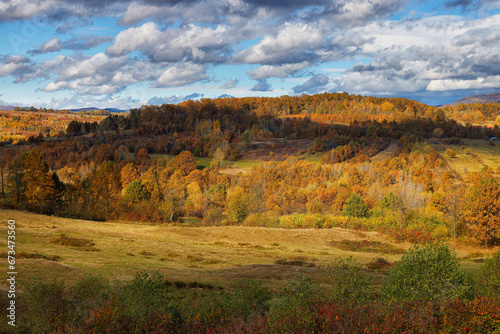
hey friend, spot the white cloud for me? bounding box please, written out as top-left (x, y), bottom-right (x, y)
top-left (107, 21), bottom-right (230, 63)
top-left (38, 38), bottom-right (62, 53)
top-left (154, 63), bottom-right (209, 87)
top-left (427, 77), bottom-right (500, 91)
top-left (235, 22), bottom-right (326, 64)
top-left (248, 62), bottom-right (310, 79)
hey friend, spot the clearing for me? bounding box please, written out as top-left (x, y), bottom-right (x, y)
top-left (430, 138), bottom-right (500, 175)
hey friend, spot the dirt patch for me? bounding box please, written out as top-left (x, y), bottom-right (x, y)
top-left (241, 138), bottom-right (313, 161)
top-left (370, 141), bottom-right (398, 162)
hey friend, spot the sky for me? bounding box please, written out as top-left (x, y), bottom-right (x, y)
top-left (0, 0), bottom-right (499, 110)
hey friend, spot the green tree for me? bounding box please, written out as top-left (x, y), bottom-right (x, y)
top-left (478, 251), bottom-right (500, 299)
top-left (341, 193), bottom-right (368, 218)
top-left (226, 186), bottom-right (249, 223)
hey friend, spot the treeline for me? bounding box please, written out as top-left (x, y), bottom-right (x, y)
top-left (12, 244), bottom-right (500, 333)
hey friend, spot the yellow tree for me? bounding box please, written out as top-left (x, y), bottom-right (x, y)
top-left (121, 163), bottom-right (140, 187)
top-left (462, 177), bottom-right (500, 246)
top-left (90, 162), bottom-right (122, 219)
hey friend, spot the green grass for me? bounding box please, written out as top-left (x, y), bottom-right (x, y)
top-left (298, 152), bottom-right (324, 163)
top-left (0, 209), bottom-right (487, 291)
top-left (430, 138), bottom-right (500, 175)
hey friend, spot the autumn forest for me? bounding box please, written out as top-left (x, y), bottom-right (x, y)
top-left (2, 92), bottom-right (500, 333)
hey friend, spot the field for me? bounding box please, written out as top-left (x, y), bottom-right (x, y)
top-left (0, 209), bottom-right (488, 292)
top-left (430, 138), bottom-right (500, 175)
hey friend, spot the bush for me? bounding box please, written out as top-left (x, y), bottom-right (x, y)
top-left (114, 271), bottom-right (179, 332)
top-left (383, 243), bottom-right (473, 302)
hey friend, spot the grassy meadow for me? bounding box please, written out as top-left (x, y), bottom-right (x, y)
top-left (0, 209), bottom-right (490, 293)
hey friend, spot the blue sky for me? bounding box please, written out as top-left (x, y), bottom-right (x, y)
top-left (0, 0), bottom-right (499, 109)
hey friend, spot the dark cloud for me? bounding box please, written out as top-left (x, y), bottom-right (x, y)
top-left (251, 79), bottom-right (272, 92)
top-left (292, 73), bottom-right (330, 94)
top-left (63, 36), bottom-right (114, 50)
top-left (443, 0), bottom-right (477, 10)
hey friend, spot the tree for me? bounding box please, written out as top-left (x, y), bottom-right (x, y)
top-left (175, 151), bottom-right (197, 175)
top-left (22, 150), bottom-right (55, 213)
top-left (89, 162), bottom-right (122, 219)
top-left (461, 177), bottom-right (500, 246)
top-left (135, 148), bottom-right (149, 165)
top-left (121, 163), bottom-right (140, 187)
top-left (226, 186), bottom-right (249, 223)
top-left (341, 193), bottom-right (368, 218)
top-left (8, 154), bottom-right (26, 205)
top-left (444, 184), bottom-right (464, 239)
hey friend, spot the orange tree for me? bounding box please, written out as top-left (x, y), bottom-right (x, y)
top-left (461, 177), bottom-right (500, 246)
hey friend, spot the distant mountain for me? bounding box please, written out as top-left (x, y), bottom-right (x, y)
top-left (0, 105), bottom-right (15, 111)
top-left (69, 107), bottom-right (127, 113)
top-left (446, 92), bottom-right (500, 106)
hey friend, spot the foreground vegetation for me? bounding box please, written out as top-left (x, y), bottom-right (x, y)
top-left (1, 209), bottom-right (498, 333)
top-left (2, 239), bottom-right (500, 333)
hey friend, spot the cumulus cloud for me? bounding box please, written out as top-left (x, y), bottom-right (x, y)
top-left (235, 23), bottom-right (326, 65)
top-left (107, 21), bottom-right (231, 63)
top-left (154, 63), bottom-right (209, 87)
top-left (426, 77), bottom-right (500, 91)
top-left (0, 55), bottom-right (31, 78)
top-left (292, 73), bottom-right (330, 94)
top-left (251, 79), bottom-right (272, 91)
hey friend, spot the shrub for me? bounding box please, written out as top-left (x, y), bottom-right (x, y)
top-left (478, 251), bottom-right (500, 299)
top-left (446, 149), bottom-right (457, 158)
top-left (115, 271), bottom-right (178, 332)
top-left (268, 270), bottom-right (318, 333)
top-left (383, 243), bottom-right (473, 302)
top-left (327, 257), bottom-right (371, 304)
top-left (24, 279), bottom-right (71, 333)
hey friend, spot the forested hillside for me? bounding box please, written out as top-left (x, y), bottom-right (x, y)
top-left (1, 92), bottom-right (500, 246)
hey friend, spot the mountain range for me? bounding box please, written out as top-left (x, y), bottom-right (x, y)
top-left (445, 92), bottom-right (500, 106)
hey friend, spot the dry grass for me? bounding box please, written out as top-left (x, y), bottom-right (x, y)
top-left (0, 209), bottom-right (490, 291)
top-left (370, 141), bottom-right (398, 162)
